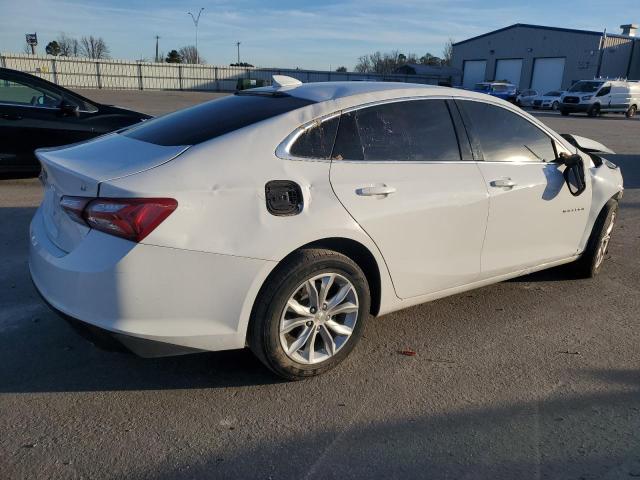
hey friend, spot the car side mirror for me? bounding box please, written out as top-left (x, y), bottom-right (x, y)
top-left (558, 153), bottom-right (586, 196)
top-left (59, 101), bottom-right (80, 118)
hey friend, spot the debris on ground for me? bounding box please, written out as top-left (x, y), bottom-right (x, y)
top-left (398, 349), bottom-right (417, 356)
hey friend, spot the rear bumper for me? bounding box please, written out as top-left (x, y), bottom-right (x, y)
top-left (29, 207), bottom-right (276, 356)
top-left (34, 280), bottom-right (200, 357)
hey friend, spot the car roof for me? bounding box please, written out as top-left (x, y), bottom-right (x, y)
top-left (250, 81), bottom-right (445, 103)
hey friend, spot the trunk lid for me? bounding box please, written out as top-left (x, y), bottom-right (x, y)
top-left (36, 133), bottom-right (188, 253)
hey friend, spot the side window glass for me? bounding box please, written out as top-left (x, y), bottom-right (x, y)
top-left (289, 116), bottom-right (339, 159)
top-left (0, 75), bottom-right (62, 107)
top-left (460, 101), bottom-right (556, 162)
top-left (597, 86), bottom-right (611, 97)
top-left (332, 100), bottom-right (461, 162)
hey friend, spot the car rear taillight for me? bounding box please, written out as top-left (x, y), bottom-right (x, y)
top-left (60, 196), bottom-right (177, 242)
top-left (60, 196), bottom-right (91, 224)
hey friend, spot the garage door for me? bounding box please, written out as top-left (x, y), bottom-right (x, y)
top-left (531, 58), bottom-right (565, 93)
top-left (495, 59), bottom-right (523, 87)
top-left (462, 60), bottom-right (487, 89)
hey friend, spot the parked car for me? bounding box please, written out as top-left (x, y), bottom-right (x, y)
top-left (474, 82), bottom-right (518, 102)
top-left (533, 90), bottom-right (564, 110)
top-left (516, 89), bottom-right (538, 107)
top-left (560, 79), bottom-right (640, 118)
top-left (0, 67), bottom-right (150, 174)
top-left (30, 77), bottom-right (624, 380)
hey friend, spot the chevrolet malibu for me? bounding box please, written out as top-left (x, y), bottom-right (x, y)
top-left (30, 77), bottom-right (624, 380)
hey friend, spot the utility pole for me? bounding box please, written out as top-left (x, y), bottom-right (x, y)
top-left (236, 41), bottom-right (241, 65)
top-left (187, 7), bottom-right (205, 64)
top-left (596, 28), bottom-right (607, 78)
top-left (155, 35), bottom-right (160, 63)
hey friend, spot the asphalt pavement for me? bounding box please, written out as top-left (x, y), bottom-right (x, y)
top-left (1, 90), bottom-right (638, 480)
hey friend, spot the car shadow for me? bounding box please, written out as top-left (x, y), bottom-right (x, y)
top-left (0, 309), bottom-right (283, 393)
top-left (138, 367), bottom-right (640, 479)
top-left (508, 263), bottom-right (579, 283)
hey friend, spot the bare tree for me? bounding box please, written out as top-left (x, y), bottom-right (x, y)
top-left (57, 33), bottom-right (80, 56)
top-left (442, 38), bottom-right (455, 66)
top-left (178, 45), bottom-right (204, 64)
top-left (22, 42), bottom-right (33, 54)
top-left (79, 35), bottom-right (110, 59)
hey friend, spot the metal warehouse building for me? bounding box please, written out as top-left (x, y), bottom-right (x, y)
top-left (452, 23), bottom-right (640, 92)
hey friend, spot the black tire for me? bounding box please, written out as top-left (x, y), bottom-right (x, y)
top-left (552, 101), bottom-right (559, 111)
top-left (573, 199), bottom-right (618, 278)
top-left (248, 248), bottom-right (370, 380)
top-left (626, 105), bottom-right (637, 118)
top-left (561, 109), bottom-right (569, 116)
top-left (588, 104), bottom-right (601, 117)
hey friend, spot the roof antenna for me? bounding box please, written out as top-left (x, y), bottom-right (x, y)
top-left (272, 75), bottom-right (303, 88)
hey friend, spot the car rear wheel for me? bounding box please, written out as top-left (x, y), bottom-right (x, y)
top-left (248, 248), bottom-right (370, 380)
top-left (626, 105), bottom-right (637, 118)
top-left (574, 199), bottom-right (618, 278)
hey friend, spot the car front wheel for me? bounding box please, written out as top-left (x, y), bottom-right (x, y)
top-left (552, 101), bottom-right (559, 110)
top-left (574, 199), bottom-right (618, 278)
top-left (588, 104), bottom-right (601, 117)
top-left (248, 248), bottom-right (370, 380)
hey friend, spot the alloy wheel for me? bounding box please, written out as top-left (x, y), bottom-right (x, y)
top-left (279, 273), bottom-right (359, 365)
top-left (595, 211), bottom-right (616, 269)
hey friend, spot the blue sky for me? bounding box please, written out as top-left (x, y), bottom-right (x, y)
top-left (0, 0), bottom-right (637, 69)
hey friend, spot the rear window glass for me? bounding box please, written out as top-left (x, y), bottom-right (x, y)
top-left (289, 116), bottom-right (339, 159)
top-left (122, 93), bottom-right (315, 146)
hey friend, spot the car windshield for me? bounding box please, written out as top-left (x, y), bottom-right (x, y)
top-left (544, 91), bottom-right (559, 96)
top-left (492, 85), bottom-right (509, 92)
top-left (475, 84), bottom-right (490, 92)
top-left (568, 81), bottom-right (604, 93)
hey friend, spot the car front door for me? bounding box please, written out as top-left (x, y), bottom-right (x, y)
top-left (456, 99), bottom-right (591, 278)
top-left (0, 71), bottom-right (98, 172)
top-left (329, 98), bottom-right (489, 299)
top-left (595, 84), bottom-right (612, 111)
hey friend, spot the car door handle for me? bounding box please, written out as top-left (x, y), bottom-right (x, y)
top-left (356, 185), bottom-right (397, 197)
top-left (1, 113), bottom-right (22, 120)
top-left (490, 178), bottom-right (517, 189)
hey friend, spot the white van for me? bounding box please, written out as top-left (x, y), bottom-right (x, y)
top-left (560, 80), bottom-right (640, 118)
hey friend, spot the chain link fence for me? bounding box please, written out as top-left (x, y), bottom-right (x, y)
top-left (1, 53), bottom-right (457, 91)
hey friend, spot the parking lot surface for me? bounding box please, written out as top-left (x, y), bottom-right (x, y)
top-left (1, 90), bottom-right (639, 479)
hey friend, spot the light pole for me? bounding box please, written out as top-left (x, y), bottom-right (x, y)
top-left (236, 41), bottom-right (241, 65)
top-left (187, 7), bottom-right (204, 64)
top-left (154, 35), bottom-right (160, 62)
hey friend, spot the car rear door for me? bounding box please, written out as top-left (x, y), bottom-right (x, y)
top-left (329, 98), bottom-right (489, 299)
top-left (0, 70), bottom-right (97, 172)
top-left (456, 99), bottom-right (591, 278)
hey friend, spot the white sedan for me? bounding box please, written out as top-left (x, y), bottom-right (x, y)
top-left (30, 77), bottom-right (624, 380)
top-left (533, 90), bottom-right (565, 110)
